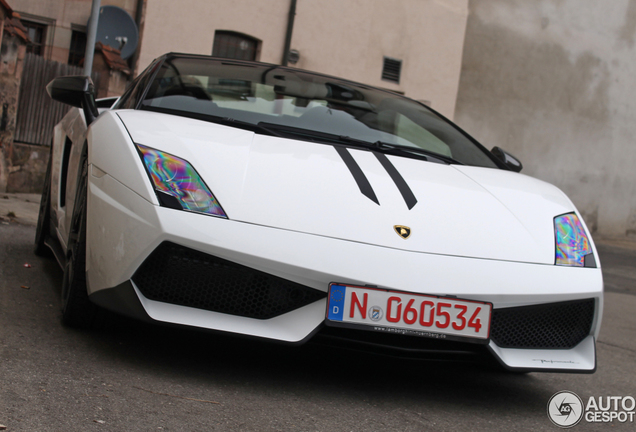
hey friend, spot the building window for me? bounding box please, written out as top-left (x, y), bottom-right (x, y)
top-left (382, 57), bottom-right (402, 84)
top-left (68, 30), bottom-right (87, 66)
top-left (22, 20), bottom-right (47, 56)
top-left (212, 31), bottom-right (259, 61)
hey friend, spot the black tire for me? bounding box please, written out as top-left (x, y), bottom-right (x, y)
top-left (34, 148), bottom-right (53, 256)
top-left (60, 147), bottom-right (100, 328)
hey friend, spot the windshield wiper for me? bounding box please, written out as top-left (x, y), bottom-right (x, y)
top-left (337, 135), bottom-right (462, 165)
top-left (218, 116), bottom-right (282, 136)
top-left (141, 105), bottom-right (282, 137)
top-left (256, 122), bottom-right (354, 144)
top-left (370, 141), bottom-right (463, 165)
top-left (257, 122), bottom-right (462, 164)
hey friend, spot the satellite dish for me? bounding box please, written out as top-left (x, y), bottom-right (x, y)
top-left (92, 5), bottom-right (139, 60)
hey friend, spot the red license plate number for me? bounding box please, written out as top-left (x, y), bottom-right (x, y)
top-left (326, 284), bottom-right (492, 342)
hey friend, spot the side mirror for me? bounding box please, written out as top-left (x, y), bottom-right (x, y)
top-left (491, 146), bottom-right (523, 172)
top-left (46, 76), bottom-right (99, 126)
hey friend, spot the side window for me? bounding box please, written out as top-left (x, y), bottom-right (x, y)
top-left (212, 31), bottom-right (260, 61)
top-left (115, 60), bottom-right (161, 109)
top-left (59, 137), bottom-right (73, 208)
top-left (116, 76), bottom-right (144, 109)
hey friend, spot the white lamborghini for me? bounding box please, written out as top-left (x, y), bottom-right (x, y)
top-left (36, 53), bottom-right (603, 373)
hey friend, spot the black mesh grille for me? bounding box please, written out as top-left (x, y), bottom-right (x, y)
top-left (490, 299), bottom-right (595, 349)
top-left (133, 242), bottom-right (326, 319)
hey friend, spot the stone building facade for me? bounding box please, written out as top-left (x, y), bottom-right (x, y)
top-left (0, 0), bottom-right (28, 192)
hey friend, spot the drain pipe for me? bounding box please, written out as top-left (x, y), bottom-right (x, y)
top-left (129, 0), bottom-right (144, 76)
top-left (281, 0), bottom-right (297, 66)
top-left (84, 0), bottom-right (101, 76)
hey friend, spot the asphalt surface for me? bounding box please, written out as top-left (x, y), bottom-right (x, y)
top-left (1, 196), bottom-right (635, 431)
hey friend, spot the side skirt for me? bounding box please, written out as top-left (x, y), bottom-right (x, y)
top-left (44, 234), bottom-right (67, 269)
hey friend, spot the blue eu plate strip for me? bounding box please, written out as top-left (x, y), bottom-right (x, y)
top-left (328, 285), bottom-right (346, 321)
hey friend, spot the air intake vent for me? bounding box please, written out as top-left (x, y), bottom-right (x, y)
top-left (490, 298), bottom-right (595, 349)
top-left (133, 242), bottom-right (326, 319)
top-left (382, 57), bottom-right (402, 84)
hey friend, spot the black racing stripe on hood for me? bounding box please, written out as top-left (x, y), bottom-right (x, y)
top-left (334, 146), bottom-right (380, 205)
top-left (374, 153), bottom-right (418, 210)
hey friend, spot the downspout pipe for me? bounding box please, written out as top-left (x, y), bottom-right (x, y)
top-left (281, 0), bottom-right (297, 66)
top-left (130, 0), bottom-right (144, 76)
top-left (83, 0), bottom-right (101, 76)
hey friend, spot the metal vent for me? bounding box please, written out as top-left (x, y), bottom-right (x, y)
top-left (490, 298), bottom-right (595, 349)
top-left (133, 242), bottom-right (326, 320)
top-left (382, 57), bottom-right (402, 84)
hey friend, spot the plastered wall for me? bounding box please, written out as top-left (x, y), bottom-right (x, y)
top-left (455, 0), bottom-right (636, 239)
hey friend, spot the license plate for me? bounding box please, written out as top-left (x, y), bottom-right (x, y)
top-left (326, 283), bottom-right (492, 344)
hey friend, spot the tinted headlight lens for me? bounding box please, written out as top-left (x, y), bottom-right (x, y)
top-left (137, 144), bottom-right (227, 218)
top-left (554, 213), bottom-right (593, 267)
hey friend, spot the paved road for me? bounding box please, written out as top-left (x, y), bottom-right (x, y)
top-left (1, 220), bottom-right (635, 431)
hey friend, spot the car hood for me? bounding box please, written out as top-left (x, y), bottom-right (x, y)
top-left (120, 110), bottom-right (577, 264)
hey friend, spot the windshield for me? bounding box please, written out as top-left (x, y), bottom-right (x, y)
top-left (140, 56), bottom-right (497, 168)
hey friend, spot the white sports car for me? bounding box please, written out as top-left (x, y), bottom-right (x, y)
top-left (37, 53), bottom-right (603, 373)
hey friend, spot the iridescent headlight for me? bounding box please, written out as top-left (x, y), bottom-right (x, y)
top-left (554, 213), bottom-right (593, 267)
top-left (137, 144), bottom-right (227, 218)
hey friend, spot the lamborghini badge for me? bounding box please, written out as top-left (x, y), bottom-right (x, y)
top-left (394, 225), bottom-right (411, 239)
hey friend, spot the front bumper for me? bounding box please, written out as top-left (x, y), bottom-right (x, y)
top-left (86, 170), bottom-right (603, 372)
